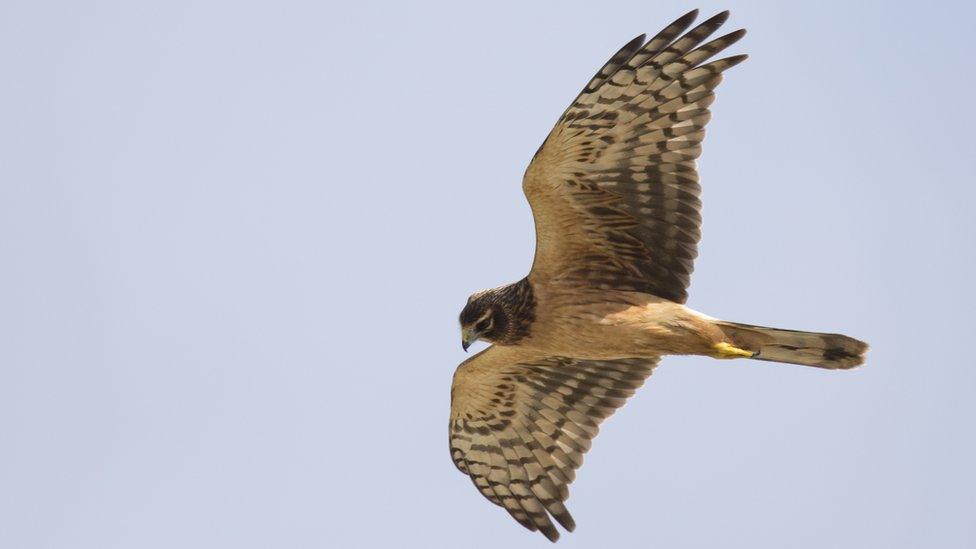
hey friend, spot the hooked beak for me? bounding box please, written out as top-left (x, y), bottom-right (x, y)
top-left (461, 327), bottom-right (479, 352)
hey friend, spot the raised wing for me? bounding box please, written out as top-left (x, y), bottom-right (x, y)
top-left (449, 345), bottom-right (658, 541)
top-left (524, 10), bottom-right (746, 303)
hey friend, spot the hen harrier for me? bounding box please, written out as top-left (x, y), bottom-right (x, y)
top-left (449, 9), bottom-right (867, 542)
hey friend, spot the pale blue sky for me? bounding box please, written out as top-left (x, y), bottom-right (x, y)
top-left (2, 1), bottom-right (974, 548)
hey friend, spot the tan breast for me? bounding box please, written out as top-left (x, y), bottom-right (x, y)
top-left (521, 279), bottom-right (722, 358)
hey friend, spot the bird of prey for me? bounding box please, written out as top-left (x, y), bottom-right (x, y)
top-left (449, 9), bottom-right (867, 542)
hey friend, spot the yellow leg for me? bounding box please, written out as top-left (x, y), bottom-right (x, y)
top-left (712, 342), bottom-right (757, 359)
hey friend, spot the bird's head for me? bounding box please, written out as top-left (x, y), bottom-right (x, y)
top-left (459, 291), bottom-right (508, 351)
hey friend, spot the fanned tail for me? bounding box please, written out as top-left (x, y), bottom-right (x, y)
top-left (715, 321), bottom-right (868, 370)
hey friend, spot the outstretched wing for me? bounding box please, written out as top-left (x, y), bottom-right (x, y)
top-left (449, 345), bottom-right (659, 542)
top-left (524, 10), bottom-right (746, 303)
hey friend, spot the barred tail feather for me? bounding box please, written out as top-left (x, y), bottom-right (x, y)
top-left (716, 321), bottom-right (868, 370)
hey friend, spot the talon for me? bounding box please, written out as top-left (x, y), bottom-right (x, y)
top-left (713, 342), bottom-right (756, 359)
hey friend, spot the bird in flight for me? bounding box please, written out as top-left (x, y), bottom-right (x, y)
top-left (449, 9), bottom-right (867, 542)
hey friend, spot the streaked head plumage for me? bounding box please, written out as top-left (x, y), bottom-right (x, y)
top-left (459, 291), bottom-right (507, 351)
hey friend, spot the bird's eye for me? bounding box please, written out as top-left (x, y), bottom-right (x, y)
top-left (476, 320), bottom-right (491, 332)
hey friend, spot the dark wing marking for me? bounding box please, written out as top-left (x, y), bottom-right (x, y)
top-left (449, 346), bottom-right (659, 541)
top-left (524, 10), bottom-right (746, 303)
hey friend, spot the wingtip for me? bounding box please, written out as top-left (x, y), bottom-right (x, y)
top-left (676, 8), bottom-right (700, 26)
top-left (542, 526), bottom-right (560, 543)
top-left (726, 53), bottom-right (749, 67)
top-left (705, 10), bottom-right (732, 27)
top-left (552, 508), bottom-right (576, 533)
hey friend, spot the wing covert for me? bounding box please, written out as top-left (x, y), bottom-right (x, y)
top-left (449, 346), bottom-right (659, 542)
top-left (524, 10), bottom-right (747, 303)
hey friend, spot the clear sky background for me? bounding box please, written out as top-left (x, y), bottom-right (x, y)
top-left (2, 1), bottom-right (974, 548)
